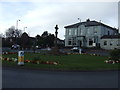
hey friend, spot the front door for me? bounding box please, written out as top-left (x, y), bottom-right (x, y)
top-left (79, 41), bottom-right (82, 47)
top-left (78, 40), bottom-right (82, 47)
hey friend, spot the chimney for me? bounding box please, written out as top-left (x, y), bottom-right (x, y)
top-left (86, 18), bottom-right (90, 22)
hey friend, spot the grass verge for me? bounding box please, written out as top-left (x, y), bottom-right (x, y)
top-left (2, 53), bottom-right (119, 71)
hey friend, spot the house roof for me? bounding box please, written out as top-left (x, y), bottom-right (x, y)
top-left (64, 20), bottom-right (118, 31)
top-left (101, 35), bottom-right (120, 39)
top-left (57, 38), bottom-right (64, 42)
top-left (29, 37), bottom-right (36, 40)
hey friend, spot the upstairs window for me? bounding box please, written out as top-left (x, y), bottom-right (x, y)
top-left (108, 31), bottom-right (110, 35)
top-left (94, 29), bottom-right (97, 34)
top-left (94, 36), bottom-right (98, 43)
top-left (93, 26), bottom-right (97, 34)
top-left (68, 29), bottom-right (72, 35)
top-left (74, 29), bottom-right (77, 35)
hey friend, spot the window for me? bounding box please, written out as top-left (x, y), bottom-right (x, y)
top-left (65, 30), bottom-right (67, 35)
top-left (117, 41), bottom-right (120, 46)
top-left (74, 29), bottom-right (77, 35)
top-left (79, 25), bottom-right (84, 35)
top-left (108, 31), bottom-right (110, 35)
top-left (94, 36), bottom-right (98, 43)
top-left (68, 29), bottom-right (72, 35)
top-left (78, 27), bottom-right (81, 35)
top-left (81, 30), bottom-right (84, 35)
top-left (68, 39), bottom-right (72, 45)
top-left (87, 27), bottom-right (93, 35)
top-left (110, 41), bottom-right (113, 46)
top-left (104, 41), bottom-right (107, 45)
top-left (93, 27), bottom-right (97, 34)
top-left (87, 28), bottom-right (90, 34)
top-left (94, 31), bottom-right (97, 34)
top-left (89, 39), bottom-right (93, 46)
top-left (94, 29), bottom-right (97, 34)
top-left (110, 43), bottom-right (112, 46)
top-left (73, 37), bottom-right (77, 45)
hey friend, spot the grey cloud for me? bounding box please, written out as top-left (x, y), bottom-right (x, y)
top-left (22, 2), bottom-right (119, 39)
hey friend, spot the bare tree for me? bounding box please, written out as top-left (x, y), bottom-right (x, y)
top-left (5, 26), bottom-right (22, 45)
top-left (5, 26), bottom-right (22, 38)
top-left (0, 33), bottom-right (5, 38)
top-left (6, 26), bottom-right (15, 38)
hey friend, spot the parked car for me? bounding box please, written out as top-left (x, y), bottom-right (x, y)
top-left (71, 47), bottom-right (85, 53)
top-left (40, 47), bottom-right (51, 51)
top-left (11, 44), bottom-right (20, 49)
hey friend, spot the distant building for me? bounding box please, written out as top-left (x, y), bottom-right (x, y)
top-left (64, 19), bottom-right (118, 49)
top-left (100, 35), bottom-right (120, 50)
top-left (54, 38), bottom-right (64, 47)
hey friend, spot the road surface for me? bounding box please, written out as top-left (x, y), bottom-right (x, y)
top-left (2, 67), bottom-right (119, 88)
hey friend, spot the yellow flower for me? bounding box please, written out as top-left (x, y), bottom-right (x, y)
top-left (53, 62), bottom-right (58, 65)
top-left (36, 61), bottom-right (39, 64)
top-left (7, 58), bottom-right (9, 61)
top-left (2, 58), bottom-right (4, 60)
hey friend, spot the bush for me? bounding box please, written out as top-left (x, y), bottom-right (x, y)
top-left (110, 49), bottom-right (120, 61)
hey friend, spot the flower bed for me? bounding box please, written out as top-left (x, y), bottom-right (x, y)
top-left (104, 57), bottom-right (120, 64)
top-left (2, 57), bottom-right (17, 62)
top-left (67, 53), bottom-right (101, 56)
top-left (2, 52), bottom-right (59, 65)
top-left (3, 51), bottom-right (101, 56)
top-left (2, 57), bottom-right (59, 65)
top-left (2, 51), bottom-right (120, 71)
top-left (2, 51), bottom-right (102, 66)
top-left (2, 52), bottom-right (17, 55)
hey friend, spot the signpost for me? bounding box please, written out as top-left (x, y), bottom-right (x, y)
top-left (18, 51), bottom-right (24, 66)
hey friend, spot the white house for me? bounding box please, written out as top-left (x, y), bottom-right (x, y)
top-left (100, 35), bottom-right (120, 50)
top-left (64, 19), bottom-right (118, 48)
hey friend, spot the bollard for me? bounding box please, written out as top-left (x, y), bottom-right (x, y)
top-left (79, 49), bottom-right (81, 54)
top-left (18, 51), bottom-right (24, 66)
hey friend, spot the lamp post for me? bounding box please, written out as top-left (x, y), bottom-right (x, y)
top-left (78, 18), bottom-right (81, 22)
top-left (16, 19), bottom-right (21, 30)
top-left (23, 27), bottom-right (27, 32)
top-left (15, 19), bottom-right (21, 44)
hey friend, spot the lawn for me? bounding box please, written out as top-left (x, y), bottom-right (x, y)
top-left (2, 53), bottom-right (119, 71)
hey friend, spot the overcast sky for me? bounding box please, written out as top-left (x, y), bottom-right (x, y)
top-left (0, 0), bottom-right (119, 39)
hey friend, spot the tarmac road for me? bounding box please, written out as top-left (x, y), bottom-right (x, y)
top-left (2, 67), bottom-right (119, 88)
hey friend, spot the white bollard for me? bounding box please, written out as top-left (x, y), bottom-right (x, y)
top-left (79, 49), bottom-right (82, 54)
top-left (18, 51), bottom-right (24, 66)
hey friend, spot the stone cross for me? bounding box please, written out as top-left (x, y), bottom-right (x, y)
top-left (55, 25), bottom-right (59, 48)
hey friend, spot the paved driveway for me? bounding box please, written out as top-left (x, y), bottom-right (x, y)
top-left (2, 67), bottom-right (119, 88)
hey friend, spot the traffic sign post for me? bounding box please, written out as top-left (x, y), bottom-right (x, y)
top-left (18, 51), bottom-right (24, 66)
